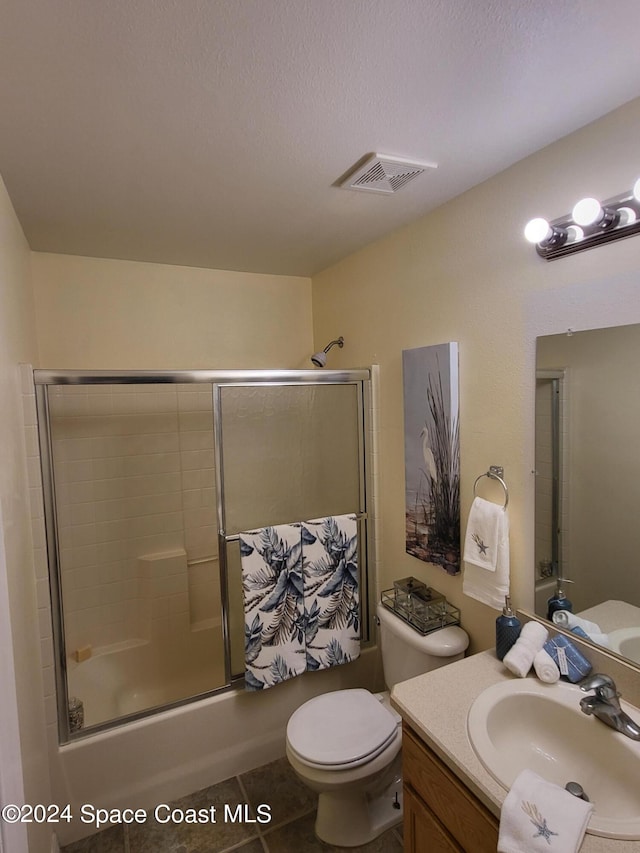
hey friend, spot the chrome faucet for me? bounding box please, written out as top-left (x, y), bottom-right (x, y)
top-left (579, 674), bottom-right (640, 740)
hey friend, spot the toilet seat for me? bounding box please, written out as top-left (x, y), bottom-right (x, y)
top-left (286, 689), bottom-right (398, 770)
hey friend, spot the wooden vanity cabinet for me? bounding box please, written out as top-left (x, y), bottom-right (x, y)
top-left (402, 723), bottom-right (499, 853)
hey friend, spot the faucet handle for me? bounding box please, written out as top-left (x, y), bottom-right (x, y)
top-left (580, 673), bottom-right (619, 702)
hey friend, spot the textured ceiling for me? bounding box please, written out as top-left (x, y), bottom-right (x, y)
top-left (1, 0), bottom-right (640, 276)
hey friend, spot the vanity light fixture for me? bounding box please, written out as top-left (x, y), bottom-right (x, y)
top-left (525, 178), bottom-right (640, 260)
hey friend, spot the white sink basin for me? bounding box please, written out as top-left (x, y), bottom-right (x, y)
top-left (467, 679), bottom-right (640, 839)
top-left (608, 627), bottom-right (640, 662)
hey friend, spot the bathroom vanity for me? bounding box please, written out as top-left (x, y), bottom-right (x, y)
top-left (392, 650), bottom-right (640, 853)
top-left (403, 723), bottom-right (497, 851)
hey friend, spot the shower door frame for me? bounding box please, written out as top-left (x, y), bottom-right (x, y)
top-left (535, 369), bottom-right (564, 581)
top-left (213, 376), bottom-right (372, 684)
top-left (34, 368), bottom-right (374, 742)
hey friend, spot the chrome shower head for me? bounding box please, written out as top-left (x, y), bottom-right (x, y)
top-left (311, 336), bottom-right (344, 367)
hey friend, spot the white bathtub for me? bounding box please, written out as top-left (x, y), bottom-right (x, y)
top-left (52, 646), bottom-right (381, 845)
top-left (67, 625), bottom-right (225, 728)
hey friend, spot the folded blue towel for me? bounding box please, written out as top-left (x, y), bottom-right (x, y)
top-left (543, 634), bottom-right (592, 683)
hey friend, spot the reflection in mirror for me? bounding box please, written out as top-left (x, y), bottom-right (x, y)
top-left (534, 324), bottom-right (640, 667)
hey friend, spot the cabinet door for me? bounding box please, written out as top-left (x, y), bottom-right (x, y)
top-left (403, 725), bottom-right (499, 853)
top-left (404, 785), bottom-right (463, 853)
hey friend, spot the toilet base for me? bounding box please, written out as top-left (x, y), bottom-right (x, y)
top-left (314, 774), bottom-right (403, 847)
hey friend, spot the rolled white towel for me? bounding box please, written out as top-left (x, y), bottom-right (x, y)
top-left (503, 621), bottom-right (549, 678)
top-left (533, 648), bottom-right (560, 683)
top-left (503, 641), bottom-right (534, 678)
top-left (519, 620), bottom-right (549, 649)
top-left (552, 611), bottom-right (602, 636)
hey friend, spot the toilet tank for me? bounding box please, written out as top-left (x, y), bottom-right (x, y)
top-left (377, 602), bottom-right (469, 689)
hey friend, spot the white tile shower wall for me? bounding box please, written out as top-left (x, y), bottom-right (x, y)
top-left (188, 558), bottom-right (220, 627)
top-left (176, 385), bottom-right (219, 627)
top-left (39, 382), bottom-right (220, 656)
top-left (138, 549), bottom-right (190, 638)
top-left (48, 384), bottom-right (180, 652)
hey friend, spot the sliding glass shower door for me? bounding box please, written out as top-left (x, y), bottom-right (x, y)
top-left (44, 382), bottom-right (226, 730)
top-left (215, 382), bottom-right (367, 677)
top-left (35, 369), bottom-right (372, 740)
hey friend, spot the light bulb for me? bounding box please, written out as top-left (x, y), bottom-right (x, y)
top-left (566, 225), bottom-right (584, 243)
top-left (617, 207), bottom-right (637, 227)
top-left (633, 178), bottom-right (640, 202)
top-left (524, 218), bottom-right (552, 244)
top-left (572, 197), bottom-right (603, 227)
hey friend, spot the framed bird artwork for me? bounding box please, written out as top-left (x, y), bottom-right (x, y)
top-left (402, 342), bottom-right (460, 574)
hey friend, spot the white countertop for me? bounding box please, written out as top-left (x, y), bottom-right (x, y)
top-left (578, 600), bottom-right (640, 635)
top-left (391, 650), bottom-right (639, 853)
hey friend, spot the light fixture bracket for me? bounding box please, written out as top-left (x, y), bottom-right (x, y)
top-left (532, 189), bottom-right (640, 261)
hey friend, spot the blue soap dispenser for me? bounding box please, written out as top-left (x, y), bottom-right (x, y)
top-left (546, 577), bottom-right (574, 622)
top-left (496, 596), bottom-right (522, 661)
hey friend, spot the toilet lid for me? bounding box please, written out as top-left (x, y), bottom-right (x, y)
top-left (286, 689), bottom-right (398, 767)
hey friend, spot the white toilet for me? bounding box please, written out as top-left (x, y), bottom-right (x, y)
top-left (285, 601), bottom-right (469, 847)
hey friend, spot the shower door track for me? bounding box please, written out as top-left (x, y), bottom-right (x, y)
top-left (34, 368), bottom-right (370, 385)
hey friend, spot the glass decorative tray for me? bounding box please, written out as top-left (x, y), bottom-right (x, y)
top-left (380, 584), bottom-right (461, 636)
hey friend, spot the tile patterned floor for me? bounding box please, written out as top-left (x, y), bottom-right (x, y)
top-left (61, 757), bottom-right (403, 852)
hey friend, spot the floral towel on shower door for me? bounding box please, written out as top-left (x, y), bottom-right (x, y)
top-left (302, 514), bottom-right (360, 671)
top-left (240, 523), bottom-right (306, 691)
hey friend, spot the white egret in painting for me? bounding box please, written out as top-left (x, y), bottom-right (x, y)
top-left (420, 424), bottom-right (438, 485)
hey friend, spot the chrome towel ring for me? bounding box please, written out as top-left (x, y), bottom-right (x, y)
top-left (473, 465), bottom-right (509, 510)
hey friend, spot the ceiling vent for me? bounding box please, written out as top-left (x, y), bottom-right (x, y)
top-left (340, 153), bottom-right (437, 194)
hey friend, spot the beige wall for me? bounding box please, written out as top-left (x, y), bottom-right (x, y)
top-left (311, 96), bottom-right (640, 653)
top-left (31, 252), bottom-right (313, 369)
top-left (0, 177), bottom-right (51, 852)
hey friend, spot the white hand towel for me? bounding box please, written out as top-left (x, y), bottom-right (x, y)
top-left (463, 496), bottom-right (502, 570)
top-left (498, 769), bottom-right (593, 853)
top-left (463, 497), bottom-right (510, 610)
top-left (533, 648), bottom-right (560, 683)
top-left (503, 621), bottom-right (549, 678)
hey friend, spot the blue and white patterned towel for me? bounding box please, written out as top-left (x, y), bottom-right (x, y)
top-left (301, 514), bottom-right (360, 672)
top-left (239, 523), bottom-right (306, 691)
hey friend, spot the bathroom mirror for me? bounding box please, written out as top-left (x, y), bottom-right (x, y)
top-left (533, 322), bottom-right (640, 667)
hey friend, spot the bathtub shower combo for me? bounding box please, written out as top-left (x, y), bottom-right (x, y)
top-left (35, 368), bottom-right (374, 742)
